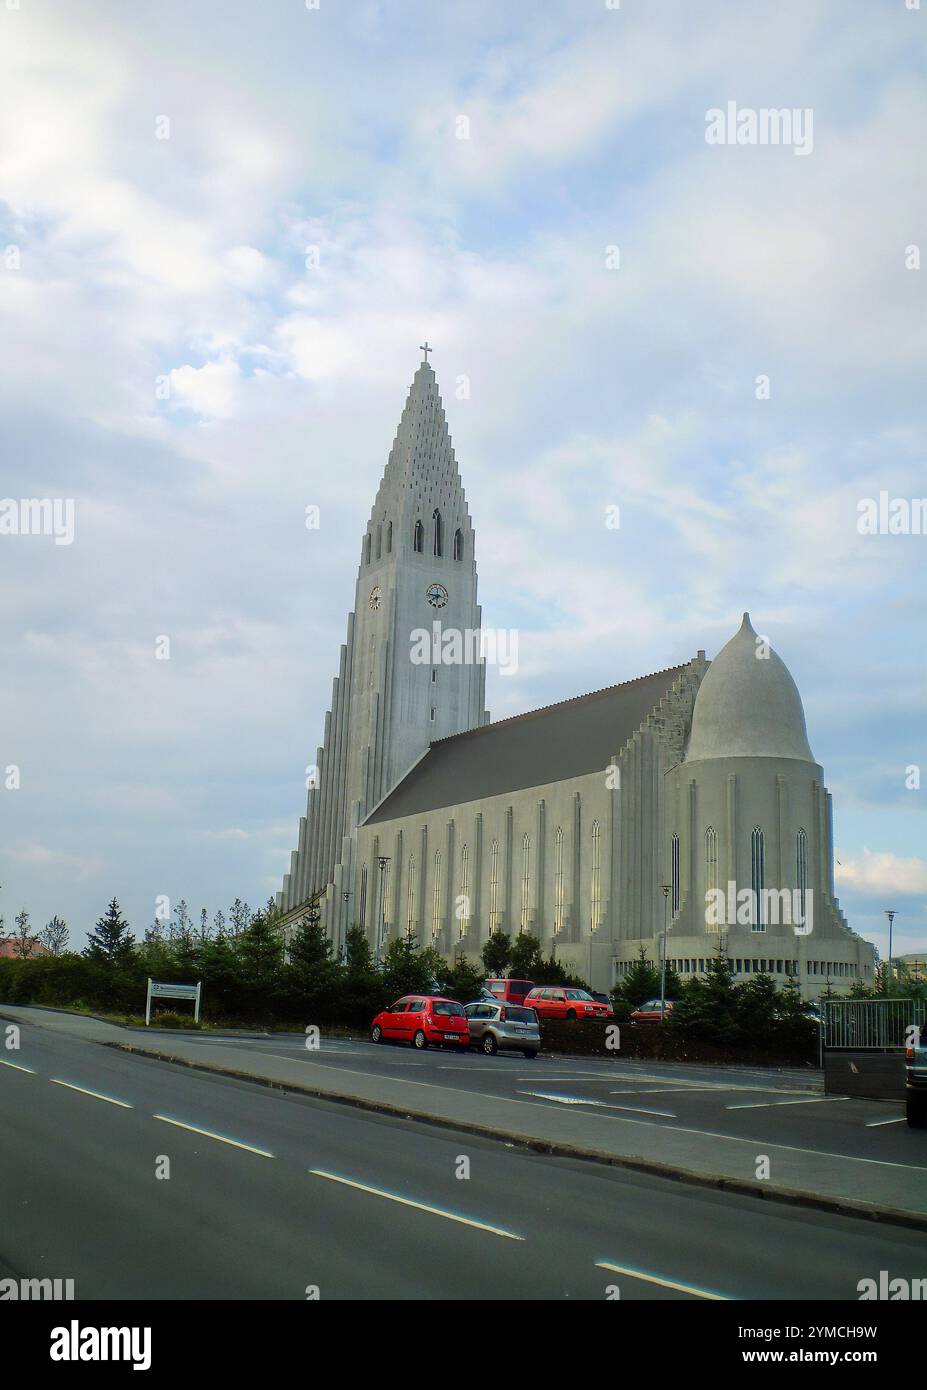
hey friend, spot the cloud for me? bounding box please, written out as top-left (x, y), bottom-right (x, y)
top-left (835, 849), bottom-right (927, 900)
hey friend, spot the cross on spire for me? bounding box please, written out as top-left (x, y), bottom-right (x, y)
top-left (420, 341), bottom-right (432, 362)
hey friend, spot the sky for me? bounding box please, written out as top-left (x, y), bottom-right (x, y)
top-left (0, 0), bottom-right (924, 958)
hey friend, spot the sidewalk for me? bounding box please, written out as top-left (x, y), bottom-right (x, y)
top-left (3, 1003), bottom-right (924, 1230)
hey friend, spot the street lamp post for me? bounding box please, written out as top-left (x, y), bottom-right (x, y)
top-left (884, 910), bottom-right (897, 991)
top-left (660, 884), bottom-right (672, 1020)
top-left (341, 889), bottom-right (350, 963)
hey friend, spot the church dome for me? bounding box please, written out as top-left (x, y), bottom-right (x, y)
top-left (685, 613), bottom-right (815, 763)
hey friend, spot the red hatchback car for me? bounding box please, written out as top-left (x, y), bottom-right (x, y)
top-left (370, 995), bottom-right (469, 1050)
top-left (525, 987), bottom-right (613, 1020)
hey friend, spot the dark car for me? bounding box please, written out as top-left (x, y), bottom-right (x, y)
top-left (906, 1035), bottom-right (927, 1128)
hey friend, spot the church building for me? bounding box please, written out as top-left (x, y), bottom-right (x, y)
top-left (277, 351), bottom-right (876, 999)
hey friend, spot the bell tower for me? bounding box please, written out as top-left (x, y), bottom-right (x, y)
top-left (277, 348), bottom-right (488, 919)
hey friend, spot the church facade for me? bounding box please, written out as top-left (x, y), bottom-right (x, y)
top-left (277, 352), bottom-right (876, 999)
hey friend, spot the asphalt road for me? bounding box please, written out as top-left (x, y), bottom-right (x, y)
top-left (1, 1019), bottom-right (925, 1300)
top-left (171, 1030), bottom-right (922, 1167)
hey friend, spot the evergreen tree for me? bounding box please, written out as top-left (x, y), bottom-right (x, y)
top-left (84, 898), bottom-right (135, 965)
top-left (345, 924), bottom-right (376, 980)
top-left (481, 930), bottom-right (511, 977)
top-left (380, 937), bottom-right (436, 999)
top-left (508, 931), bottom-right (543, 979)
top-left (287, 910), bottom-right (335, 982)
top-left (442, 954), bottom-right (486, 1004)
top-left (615, 946), bottom-right (660, 1007)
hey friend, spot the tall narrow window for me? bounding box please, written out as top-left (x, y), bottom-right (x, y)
top-left (751, 827), bottom-right (766, 931)
top-left (671, 833), bottom-right (680, 915)
top-left (364, 533), bottom-right (371, 564)
top-left (459, 845), bottom-right (470, 939)
top-left (375, 524), bottom-right (382, 560)
top-left (520, 833), bottom-right (531, 933)
top-left (705, 826), bottom-right (718, 902)
top-left (432, 509), bottom-right (443, 557)
top-left (413, 519), bottom-right (424, 552)
top-left (796, 828), bottom-right (807, 926)
top-left (431, 850), bottom-right (442, 939)
top-left (554, 827), bottom-right (565, 932)
top-left (406, 855), bottom-right (415, 939)
top-left (591, 821), bottom-right (602, 930)
top-left (359, 865), bottom-right (367, 929)
top-left (454, 528), bottom-right (463, 561)
top-left (381, 859), bottom-right (391, 929)
top-left (386, 521), bottom-right (392, 553)
top-left (489, 839), bottom-right (499, 927)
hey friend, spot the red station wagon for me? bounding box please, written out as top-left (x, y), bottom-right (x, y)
top-left (370, 995), bottom-right (469, 1049)
top-left (525, 987), bottom-right (613, 1020)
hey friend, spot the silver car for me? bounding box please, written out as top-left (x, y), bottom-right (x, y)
top-left (464, 1000), bottom-right (541, 1058)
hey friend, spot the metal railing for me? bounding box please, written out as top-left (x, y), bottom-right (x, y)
top-left (821, 998), bottom-right (926, 1051)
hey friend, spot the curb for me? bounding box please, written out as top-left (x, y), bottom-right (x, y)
top-left (105, 1040), bottom-right (927, 1236)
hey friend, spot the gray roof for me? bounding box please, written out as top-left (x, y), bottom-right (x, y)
top-left (364, 663), bottom-right (689, 824)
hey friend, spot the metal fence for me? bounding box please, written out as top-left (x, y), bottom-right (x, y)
top-left (821, 998), bottom-right (926, 1051)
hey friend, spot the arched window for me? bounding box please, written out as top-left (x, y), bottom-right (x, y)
top-left (520, 833), bottom-right (530, 933)
top-left (671, 833), bottom-right (680, 915)
top-left (364, 533), bottom-right (371, 564)
top-left (488, 839), bottom-right (499, 927)
top-left (433, 509), bottom-right (443, 557)
top-left (705, 826), bottom-right (718, 902)
top-left (375, 524), bottom-right (382, 560)
top-left (386, 521), bottom-right (392, 553)
top-left (454, 528), bottom-right (463, 561)
top-left (459, 845), bottom-right (470, 938)
top-left (431, 850), bottom-right (442, 939)
top-left (406, 855), bottom-right (415, 940)
top-left (751, 827), bottom-right (766, 931)
top-left (554, 827), bottom-right (565, 932)
top-left (413, 520), bottom-right (424, 553)
top-left (591, 820), bottom-right (602, 930)
top-left (796, 829), bottom-right (808, 927)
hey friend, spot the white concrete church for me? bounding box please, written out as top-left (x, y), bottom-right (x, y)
top-left (277, 351), bottom-right (876, 999)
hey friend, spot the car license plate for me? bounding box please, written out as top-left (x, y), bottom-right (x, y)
top-left (444, 1032), bottom-right (458, 1040)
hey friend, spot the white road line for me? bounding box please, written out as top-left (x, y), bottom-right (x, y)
top-left (726, 1097), bottom-right (851, 1111)
top-left (595, 1260), bottom-right (731, 1300)
top-left (309, 1169), bottom-right (524, 1240)
top-left (50, 1079), bottom-right (132, 1108)
top-left (0, 1059), bottom-right (36, 1074)
top-left (153, 1114), bottom-right (274, 1157)
top-left (866, 1116), bottom-right (906, 1128)
top-left (518, 1091), bottom-right (676, 1118)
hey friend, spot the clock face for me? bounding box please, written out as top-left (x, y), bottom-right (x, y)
top-left (369, 585), bottom-right (381, 611)
top-left (426, 581), bottom-right (448, 609)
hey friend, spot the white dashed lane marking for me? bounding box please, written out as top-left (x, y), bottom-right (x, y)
top-left (153, 1114), bottom-right (274, 1157)
top-left (50, 1079), bottom-right (132, 1108)
top-left (309, 1169), bottom-right (524, 1241)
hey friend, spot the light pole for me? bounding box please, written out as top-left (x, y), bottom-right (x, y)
top-left (375, 857), bottom-right (390, 963)
top-left (660, 884), bottom-right (671, 1020)
top-left (884, 910), bottom-right (897, 991)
